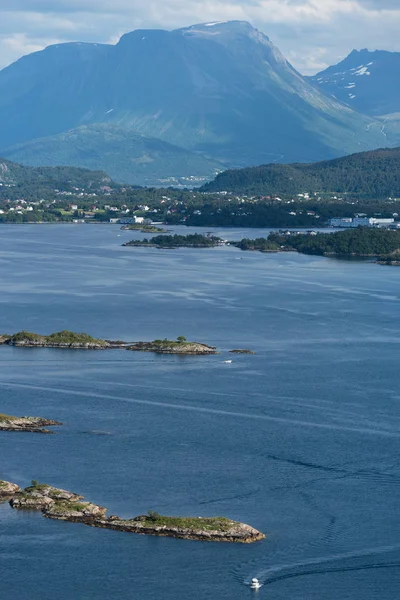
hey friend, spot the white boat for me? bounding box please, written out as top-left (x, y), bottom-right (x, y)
top-left (250, 578), bottom-right (261, 590)
top-left (223, 360), bottom-right (232, 364)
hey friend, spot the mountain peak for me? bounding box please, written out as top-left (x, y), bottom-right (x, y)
top-left (178, 20), bottom-right (270, 42)
top-left (180, 20), bottom-right (255, 32)
top-left (309, 47), bottom-right (400, 117)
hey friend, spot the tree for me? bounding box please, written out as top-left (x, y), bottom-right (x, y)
top-left (177, 336), bottom-right (187, 343)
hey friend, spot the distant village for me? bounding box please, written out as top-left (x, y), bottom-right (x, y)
top-left (0, 178), bottom-right (399, 229)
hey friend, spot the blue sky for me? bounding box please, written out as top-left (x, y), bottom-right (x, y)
top-left (0, 0), bottom-right (399, 74)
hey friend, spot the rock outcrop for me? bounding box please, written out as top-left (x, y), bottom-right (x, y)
top-left (10, 484), bottom-right (83, 509)
top-left (0, 480), bottom-right (20, 497)
top-left (0, 415), bottom-right (62, 434)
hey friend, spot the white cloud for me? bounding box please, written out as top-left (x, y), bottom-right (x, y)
top-left (0, 0), bottom-right (400, 73)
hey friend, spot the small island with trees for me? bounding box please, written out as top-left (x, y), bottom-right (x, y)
top-left (123, 233), bottom-right (224, 248)
top-left (2, 480), bottom-right (265, 544)
top-left (120, 224), bottom-right (169, 233)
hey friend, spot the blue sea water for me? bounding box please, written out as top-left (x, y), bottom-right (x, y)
top-left (0, 223), bottom-right (400, 600)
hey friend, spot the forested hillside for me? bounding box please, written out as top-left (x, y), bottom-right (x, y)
top-left (202, 148), bottom-right (400, 198)
top-left (0, 158), bottom-right (116, 200)
top-left (238, 228), bottom-right (400, 257)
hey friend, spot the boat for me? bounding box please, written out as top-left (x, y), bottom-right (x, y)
top-left (223, 360), bottom-right (232, 364)
top-left (250, 578), bottom-right (261, 590)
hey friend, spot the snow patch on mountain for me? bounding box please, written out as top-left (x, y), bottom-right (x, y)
top-left (352, 65), bottom-right (372, 76)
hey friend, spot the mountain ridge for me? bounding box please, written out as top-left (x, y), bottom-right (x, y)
top-left (0, 124), bottom-right (223, 187)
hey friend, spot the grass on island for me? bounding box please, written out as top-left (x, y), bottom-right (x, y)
top-left (139, 511), bottom-right (234, 531)
top-left (151, 336), bottom-right (189, 347)
top-left (24, 481), bottom-right (52, 492)
top-left (7, 330), bottom-right (107, 345)
top-left (49, 501), bottom-right (90, 512)
top-left (0, 413), bottom-right (17, 422)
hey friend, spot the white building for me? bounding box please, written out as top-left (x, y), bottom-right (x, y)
top-left (329, 217), bottom-right (394, 228)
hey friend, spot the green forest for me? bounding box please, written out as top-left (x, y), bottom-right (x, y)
top-left (237, 228), bottom-right (400, 257)
top-left (201, 148), bottom-right (400, 198)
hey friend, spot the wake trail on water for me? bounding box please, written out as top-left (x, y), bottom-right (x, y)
top-left (1, 382), bottom-right (400, 439)
top-left (240, 543), bottom-right (400, 588)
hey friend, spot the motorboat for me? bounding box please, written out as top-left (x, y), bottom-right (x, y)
top-left (223, 360), bottom-right (232, 364)
top-left (250, 578), bottom-right (261, 590)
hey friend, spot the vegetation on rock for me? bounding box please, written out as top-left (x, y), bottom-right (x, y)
top-left (121, 224), bottom-right (168, 233)
top-left (141, 511), bottom-right (234, 531)
top-left (127, 338), bottom-right (217, 354)
top-left (5, 330), bottom-right (107, 346)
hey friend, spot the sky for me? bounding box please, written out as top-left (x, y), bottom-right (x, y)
top-left (0, 0), bottom-right (399, 74)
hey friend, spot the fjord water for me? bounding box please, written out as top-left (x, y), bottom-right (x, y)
top-left (1, 224), bottom-right (400, 600)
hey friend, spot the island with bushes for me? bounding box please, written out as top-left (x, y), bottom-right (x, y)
top-left (123, 233), bottom-right (224, 248)
top-left (5, 480), bottom-right (265, 543)
top-left (0, 331), bottom-right (217, 354)
top-left (120, 224), bottom-right (169, 233)
top-left (0, 413), bottom-right (62, 434)
top-left (1, 330), bottom-right (110, 348)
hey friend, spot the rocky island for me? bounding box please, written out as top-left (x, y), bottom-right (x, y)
top-left (127, 337), bottom-right (217, 355)
top-left (0, 413), bottom-right (62, 433)
top-left (7, 481), bottom-right (264, 544)
top-left (0, 331), bottom-right (217, 355)
top-left (1, 330), bottom-right (112, 348)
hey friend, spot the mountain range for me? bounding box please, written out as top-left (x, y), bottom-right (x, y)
top-left (309, 49), bottom-right (400, 117)
top-left (0, 21), bottom-right (392, 185)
